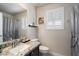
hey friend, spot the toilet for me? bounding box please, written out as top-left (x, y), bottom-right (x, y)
top-left (39, 45), bottom-right (49, 55)
top-left (31, 39), bottom-right (49, 55)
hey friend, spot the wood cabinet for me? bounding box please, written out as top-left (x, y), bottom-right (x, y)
top-left (25, 46), bottom-right (39, 56)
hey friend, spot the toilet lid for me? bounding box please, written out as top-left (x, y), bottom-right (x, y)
top-left (39, 46), bottom-right (49, 50)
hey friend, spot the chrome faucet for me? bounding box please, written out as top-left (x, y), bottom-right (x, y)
top-left (12, 39), bottom-right (20, 48)
top-left (12, 40), bottom-right (17, 48)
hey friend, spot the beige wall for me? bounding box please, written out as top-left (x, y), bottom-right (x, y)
top-left (37, 3), bottom-right (73, 55)
top-left (26, 4), bottom-right (37, 26)
top-left (25, 5), bottom-right (37, 39)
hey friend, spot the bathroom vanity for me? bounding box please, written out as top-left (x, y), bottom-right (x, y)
top-left (0, 41), bottom-right (40, 56)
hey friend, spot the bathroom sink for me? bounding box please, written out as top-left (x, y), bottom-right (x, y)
top-left (9, 43), bottom-right (30, 55)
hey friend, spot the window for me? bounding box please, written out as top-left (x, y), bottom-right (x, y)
top-left (20, 14), bottom-right (27, 29)
top-left (45, 7), bottom-right (64, 30)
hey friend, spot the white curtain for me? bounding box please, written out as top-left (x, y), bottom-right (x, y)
top-left (3, 13), bottom-right (19, 42)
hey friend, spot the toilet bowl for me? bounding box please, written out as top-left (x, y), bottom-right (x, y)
top-left (39, 45), bottom-right (49, 55)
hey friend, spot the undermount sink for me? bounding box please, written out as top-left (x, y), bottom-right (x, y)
top-left (9, 43), bottom-right (30, 55)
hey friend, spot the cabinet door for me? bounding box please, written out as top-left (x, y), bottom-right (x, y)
top-left (31, 46), bottom-right (39, 56)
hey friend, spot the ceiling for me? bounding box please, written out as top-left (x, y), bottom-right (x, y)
top-left (29, 3), bottom-right (48, 7)
top-left (0, 3), bottom-right (48, 14)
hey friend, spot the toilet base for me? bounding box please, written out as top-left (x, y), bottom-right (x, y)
top-left (39, 52), bottom-right (52, 56)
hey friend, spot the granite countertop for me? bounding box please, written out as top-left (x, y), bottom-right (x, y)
top-left (1, 41), bottom-right (40, 56)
